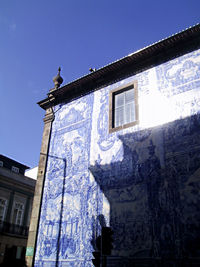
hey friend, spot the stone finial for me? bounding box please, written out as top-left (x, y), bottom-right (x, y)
top-left (53, 67), bottom-right (63, 89)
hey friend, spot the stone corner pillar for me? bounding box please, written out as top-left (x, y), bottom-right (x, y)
top-left (26, 107), bottom-right (54, 267)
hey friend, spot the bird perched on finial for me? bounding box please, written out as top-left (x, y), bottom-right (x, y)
top-left (89, 68), bottom-right (96, 73)
top-left (53, 67), bottom-right (63, 89)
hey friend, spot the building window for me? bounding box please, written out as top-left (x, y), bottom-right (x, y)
top-left (0, 161), bottom-right (3, 167)
top-left (11, 166), bottom-right (19, 173)
top-left (0, 198), bottom-right (7, 221)
top-left (16, 246), bottom-right (23, 259)
top-left (12, 202), bottom-right (24, 225)
top-left (109, 81), bottom-right (139, 133)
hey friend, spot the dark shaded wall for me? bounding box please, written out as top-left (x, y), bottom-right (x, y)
top-left (91, 113), bottom-right (200, 264)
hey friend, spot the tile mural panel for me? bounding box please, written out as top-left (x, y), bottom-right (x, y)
top-left (156, 49), bottom-right (200, 97)
top-left (35, 49), bottom-right (200, 266)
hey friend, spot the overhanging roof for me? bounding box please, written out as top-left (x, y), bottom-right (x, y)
top-left (38, 23), bottom-right (200, 110)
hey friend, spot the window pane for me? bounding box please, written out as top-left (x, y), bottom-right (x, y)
top-left (113, 86), bottom-right (136, 129)
top-left (125, 102), bottom-right (135, 124)
top-left (13, 209), bottom-right (17, 224)
top-left (115, 92), bottom-right (124, 107)
top-left (12, 202), bottom-right (24, 225)
top-left (125, 88), bottom-right (134, 104)
top-left (16, 247), bottom-right (22, 259)
top-left (0, 207), bottom-right (4, 220)
top-left (0, 199), bottom-right (6, 206)
top-left (17, 211), bottom-right (22, 225)
top-left (115, 106), bottom-right (124, 127)
top-left (12, 166), bottom-right (19, 173)
top-left (0, 199), bottom-right (7, 221)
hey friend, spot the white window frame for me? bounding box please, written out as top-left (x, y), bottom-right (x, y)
top-left (109, 81), bottom-right (139, 133)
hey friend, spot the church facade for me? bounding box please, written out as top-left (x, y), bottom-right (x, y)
top-left (27, 24), bottom-right (200, 267)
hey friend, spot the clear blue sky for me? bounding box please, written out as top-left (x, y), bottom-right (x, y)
top-left (0, 0), bottom-right (199, 168)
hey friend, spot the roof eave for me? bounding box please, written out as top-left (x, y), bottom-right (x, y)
top-left (38, 23), bottom-right (200, 110)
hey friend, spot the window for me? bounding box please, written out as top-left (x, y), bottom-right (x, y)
top-left (0, 161), bottom-right (3, 167)
top-left (16, 247), bottom-right (23, 259)
top-left (109, 81), bottom-right (138, 133)
top-left (12, 202), bottom-right (24, 225)
top-left (0, 198), bottom-right (7, 221)
top-left (11, 166), bottom-right (19, 173)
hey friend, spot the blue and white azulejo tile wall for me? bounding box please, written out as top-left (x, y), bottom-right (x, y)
top-left (35, 48), bottom-right (200, 266)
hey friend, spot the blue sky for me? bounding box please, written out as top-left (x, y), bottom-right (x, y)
top-left (0, 0), bottom-right (199, 168)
